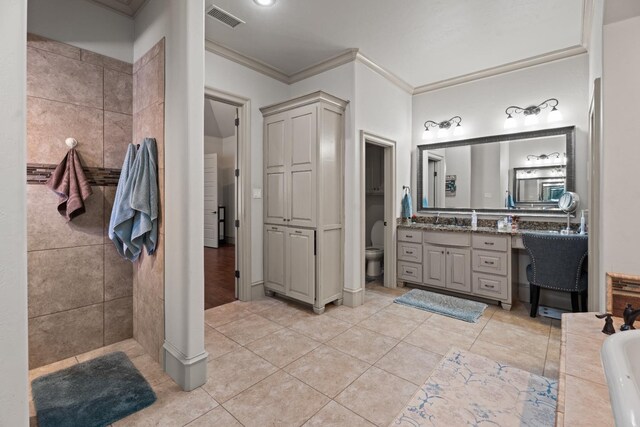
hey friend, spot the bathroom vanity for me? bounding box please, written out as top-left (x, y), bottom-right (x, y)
top-left (397, 224), bottom-right (515, 309)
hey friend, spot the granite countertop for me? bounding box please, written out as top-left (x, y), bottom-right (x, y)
top-left (557, 313), bottom-right (616, 426)
top-left (397, 218), bottom-right (580, 236)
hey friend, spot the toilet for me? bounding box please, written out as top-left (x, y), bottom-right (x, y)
top-left (365, 220), bottom-right (385, 277)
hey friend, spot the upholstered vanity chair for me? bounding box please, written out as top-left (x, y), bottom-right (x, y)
top-left (522, 232), bottom-right (588, 318)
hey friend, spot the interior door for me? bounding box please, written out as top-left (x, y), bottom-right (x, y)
top-left (204, 153), bottom-right (219, 248)
top-left (286, 227), bottom-right (315, 304)
top-left (288, 105), bottom-right (317, 228)
top-left (446, 248), bottom-right (471, 292)
top-left (423, 244), bottom-right (446, 288)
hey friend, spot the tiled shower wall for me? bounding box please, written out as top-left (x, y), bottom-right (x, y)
top-left (132, 39), bottom-right (166, 364)
top-left (26, 34), bottom-right (134, 368)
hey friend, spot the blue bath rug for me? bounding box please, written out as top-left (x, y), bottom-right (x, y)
top-left (394, 289), bottom-right (488, 323)
top-left (31, 351), bottom-right (156, 427)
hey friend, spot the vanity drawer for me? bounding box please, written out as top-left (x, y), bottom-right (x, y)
top-left (398, 229), bottom-right (422, 243)
top-left (472, 234), bottom-right (508, 252)
top-left (473, 273), bottom-right (508, 300)
top-left (472, 250), bottom-right (508, 276)
top-left (424, 231), bottom-right (470, 247)
top-left (398, 261), bottom-right (422, 283)
top-left (397, 242), bottom-right (422, 263)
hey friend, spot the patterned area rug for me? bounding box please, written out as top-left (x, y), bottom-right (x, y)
top-left (394, 289), bottom-right (487, 323)
top-left (391, 349), bottom-right (557, 427)
top-left (32, 352), bottom-right (156, 427)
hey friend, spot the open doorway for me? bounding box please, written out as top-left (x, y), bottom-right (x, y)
top-left (360, 131), bottom-right (397, 294)
top-left (204, 98), bottom-right (238, 309)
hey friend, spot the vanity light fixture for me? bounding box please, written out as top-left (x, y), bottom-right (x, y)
top-left (254, 0), bottom-right (276, 6)
top-left (422, 116), bottom-right (463, 140)
top-left (504, 98), bottom-right (562, 129)
top-left (526, 152), bottom-right (561, 164)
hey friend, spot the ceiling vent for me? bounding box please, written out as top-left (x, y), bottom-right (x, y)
top-left (206, 5), bottom-right (245, 29)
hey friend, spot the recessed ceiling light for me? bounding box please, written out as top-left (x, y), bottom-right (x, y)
top-left (254, 0), bottom-right (276, 6)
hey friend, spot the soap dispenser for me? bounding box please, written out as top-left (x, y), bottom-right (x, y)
top-left (471, 210), bottom-right (478, 231)
top-left (579, 210), bottom-right (586, 235)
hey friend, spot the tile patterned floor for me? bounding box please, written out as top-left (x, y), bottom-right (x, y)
top-left (29, 284), bottom-right (561, 427)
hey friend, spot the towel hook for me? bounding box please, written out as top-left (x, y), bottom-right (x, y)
top-left (402, 185), bottom-right (410, 193)
top-left (65, 137), bottom-right (78, 149)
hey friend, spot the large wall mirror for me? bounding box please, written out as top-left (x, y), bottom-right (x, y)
top-left (417, 126), bottom-right (575, 213)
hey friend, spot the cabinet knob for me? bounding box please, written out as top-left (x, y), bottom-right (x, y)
top-left (441, 251), bottom-right (445, 254)
top-left (283, 219), bottom-right (286, 222)
top-left (212, 211), bottom-right (217, 214)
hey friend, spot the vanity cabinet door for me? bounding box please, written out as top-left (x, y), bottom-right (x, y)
top-left (446, 248), bottom-right (471, 293)
top-left (264, 225), bottom-right (286, 294)
top-left (423, 244), bottom-right (446, 288)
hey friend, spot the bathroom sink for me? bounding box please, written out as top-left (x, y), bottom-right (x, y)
top-left (601, 330), bottom-right (640, 426)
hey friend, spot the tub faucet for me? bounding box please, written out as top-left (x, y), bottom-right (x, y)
top-left (621, 304), bottom-right (640, 331)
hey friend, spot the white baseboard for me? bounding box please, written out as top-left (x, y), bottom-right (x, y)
top-left (343, 287), bottom-right (364, 307)
top-left (163, 341), bottom-right (208, 391)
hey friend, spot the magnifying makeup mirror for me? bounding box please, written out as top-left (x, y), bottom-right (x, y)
top-left (558, 191), bottom-right (579, 234)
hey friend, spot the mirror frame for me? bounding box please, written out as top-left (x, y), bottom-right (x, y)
top-left (416, 125), bottom-right (576, 215)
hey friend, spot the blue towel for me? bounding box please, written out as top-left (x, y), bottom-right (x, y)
top-left (109, 144), bottom-right (140, 260)
top-left (506, 192), bottom-right (515, 209)
top-left (130, 138), bottom-right (159, 256)
top-left (401, 192), bottom-right (412, 218)
top-left (422, 196), bottom-right (428, 208)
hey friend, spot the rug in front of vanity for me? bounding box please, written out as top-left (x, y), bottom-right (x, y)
top-left (394, 288), bottom-right (487, 323)
top-left (391, 348), bottom-right (558, 427)
top-left (31, 351), bottom-right (157, 427)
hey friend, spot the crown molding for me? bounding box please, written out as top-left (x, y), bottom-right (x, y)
top-left (288, 49), bottom-right (359, 83)
top-left (205, 39), bottom-right (290, 84)
top-left (205, 39), bottom-right (587, 97)
top-left (413, 45), bottom-right (587, 95)
top-left (355, 52), bottom-right (414, 94)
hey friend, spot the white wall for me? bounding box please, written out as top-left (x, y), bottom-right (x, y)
top-left (27, 0), bottom-right (134, 62)
top-left (134, 0), bottom-right (206, 388)
top-left (355, 62), bottom-right (412, 291)
top-left (0, 0), bottom-right (29, 424)
top-left (412, 54), bottom-right (590, 211)
top-left (602, 16), bottom-right (640, 280)
top-left (204, 50), bottom-right (289, 285)
top-left (589, 0), bottom-right (605, 94)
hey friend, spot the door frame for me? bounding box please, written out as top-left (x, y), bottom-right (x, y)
top-left (426, 152), bottom-right (445, 208)
top-left (359, 130), bottom-right (397, 288)
top-left (204, 86), bottom-right (252, 301)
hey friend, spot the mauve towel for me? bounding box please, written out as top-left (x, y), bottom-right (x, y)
top-left (45, 148), bottom-right (93, 221)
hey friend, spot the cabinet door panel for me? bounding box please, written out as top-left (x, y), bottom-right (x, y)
top-left (446, 248), bottom-right (471, 292)
top-left (265, 116), bottom-right (287, 169)
top-left (265, 172), bottom-right (286, 224)
top-left (287, 228), bottom-right (315, 304)
top-left (423, 244), bottom-right (446, 288)
top-left (264, 226), bottom-right (286, 294)
top-left (290, 107), bottom-right (316, 167)
top-left (288, 106), bottom-right (316, 227)
top-left (289, 170), bottom-right (314, 226)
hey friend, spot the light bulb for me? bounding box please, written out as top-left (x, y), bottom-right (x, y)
top-left (254, 0), bottom-right (276, 6)
top-left (524, 114), bottom-right (538, 126)
top-left (453, 124), bottom-right (464, 136)
top-left (422, 129), bottom-right (432, 140)
top-left (437, 127), bottom-right (448, 138)
top-left (504, 116), bottom-right (516, 129)
top-left (548, 107), bottom-right (563, 123)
